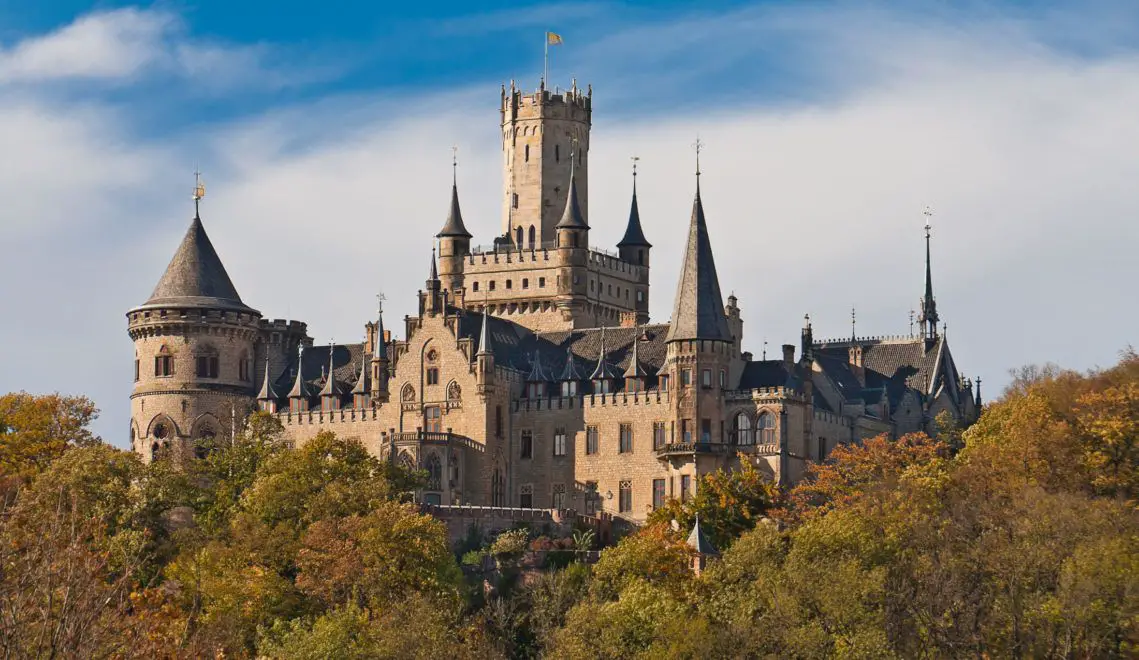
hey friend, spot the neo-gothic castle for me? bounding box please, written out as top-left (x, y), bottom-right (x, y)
top-left (127, 79), bottom-right (981, 523)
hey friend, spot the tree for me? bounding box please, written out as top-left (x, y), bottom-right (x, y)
top-left (0, 392), bottom-right (99, 498)
top-left (588, 523), bottom-right (692, 602)
top-left (646, 457), bottom-right (775, 549)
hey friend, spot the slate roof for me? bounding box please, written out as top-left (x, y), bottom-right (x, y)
top-left (554, 163), bottom-right (588, 230)
top-left (436, 181), bottom-right (472, 239)
top-left (666, 184), bottom-right (731, 342)
top-left (687, 517), bottom-right (718, 556)
top-left (738, 360), bottom-right (797, 390)
top-left (812, 336), bottom-right (949, 410)
top-left (616, 181), bottom-right (651, 248)
top-left (137, 215), bottom-right (257, 314)
top-left (278, 343), bottom-right (368, 396)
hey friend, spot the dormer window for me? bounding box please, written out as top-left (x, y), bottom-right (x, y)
top-left (527, 382), bottom-right (544, 399)
top-left (594, 379), bottom-right (611, 394)
top-left (561, 380), bottom-right (578, 397)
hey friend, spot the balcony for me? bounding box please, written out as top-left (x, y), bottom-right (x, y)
top-left (655, 441), bottom-right (782, 459)
top-left (391, 430), bottom-right (454, 445)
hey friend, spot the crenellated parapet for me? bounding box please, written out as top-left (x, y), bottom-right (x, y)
top-left (511, 389), bottom-right (671, 414)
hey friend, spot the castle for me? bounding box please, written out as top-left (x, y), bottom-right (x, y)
top-left (126, 79), bottom-right (981, 523)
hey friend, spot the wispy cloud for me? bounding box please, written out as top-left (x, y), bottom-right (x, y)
top-left (1, 2), bottom-right (1137, 446)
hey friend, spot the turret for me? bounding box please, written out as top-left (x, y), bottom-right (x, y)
top-left (422, 248), bottom-right (443, 316)
top-left (623, 325), bottom-right (648, 392)
top-left (370, 301), bottom-right (390, 403)
top-left (475, 308), bottom-right (495, 395)
top-left (257, 353), bottom-right (279, 413)
top-left (288, 343), bottom-right (314, 412)
top-left (918, 212), bottom-right (940, 349)
top-left (616, 164), bottom-right (651, 267)
top-left (436, 158), bottom-right (472, 295)
top-left (590, 327), bottom-right (621, 394)
top-left (351, 338), bottom-right (370, 409)
top-left (126, 183), bottom-right (261, 462)
top-left (319, 343), bottom-right (341, 411)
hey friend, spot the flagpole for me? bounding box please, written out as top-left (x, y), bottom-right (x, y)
top-left (544, 33), bottom-right (549, 88)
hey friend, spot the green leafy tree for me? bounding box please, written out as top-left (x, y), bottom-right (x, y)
top-left (646, 458), bottom-right (775, 549)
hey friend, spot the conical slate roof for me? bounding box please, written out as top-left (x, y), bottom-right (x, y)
top-left (666, 183), bottom-right (731, 343)
top-left (560, 346), bottom-right (585, 381)
top-left (617, 179), bottom-right (651, 248)
top-left (436, 181), bottom-right (472, 238)
top-left (351, 342), bottom-right (370, 395)
top-left (590, 328), bottom-right (621, 380)
top-left (289, 344), bottom-right (314, 399)
top-left (320, 345), bottom-right (341, 397)
top-left (527, 350), bottom-right (549, 382)
top-left (686, 516), bottom-right (719, 556)
top-left (138, 215), bottom-right (256, 313)
top-left (555, 158), bottom-right (588, 230)
top-left (623, 328), bottom-right (648, 379)
top-left (257, 353), bottom-right (278, 401)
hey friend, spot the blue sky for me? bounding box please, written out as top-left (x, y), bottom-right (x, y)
top-left (1, 0), bottom-right (1137, 444)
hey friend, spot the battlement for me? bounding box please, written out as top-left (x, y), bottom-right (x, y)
top-left (725, 386), bottom-right (803, 402)
top-left (814, 409), bottom-right (851, 427)
top-left (502, 81), bottom-right (592, 118)
top-left (512, 389), bottom-right (670, 414)
top-left (813, 334), bottom-right (921, 347)
top-left (260, 318), bottom-right (309, 334)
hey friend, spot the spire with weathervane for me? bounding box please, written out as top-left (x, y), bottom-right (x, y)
top-left (918, 207), bottom-right (940, 346)
top-left (555, 138), bottom-right (589, 247)
top-left (288, 343), bottom-right (314, 411)
top-left (257, 353), bottom-right (278, 413)
top-left (617, 156), bottom-right (651, 266)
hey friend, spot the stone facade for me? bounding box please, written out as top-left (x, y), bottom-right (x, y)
top-left (126, 79), bottom-right (981, 524)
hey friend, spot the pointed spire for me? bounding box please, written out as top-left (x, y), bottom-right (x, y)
top-left (477, 306), bottom-right (493, 357)
top-left (918, 207), bottom-right (940, 340)
top-left (666, 160), bottom-right (731, 343)
top-left (429, 247), bottom-right (439, 282)
top-left (320, 343), bottom-right (340, 397)
top-left (527, 349), bottom-right (548, 382)
top-left (138, 214), bottom-right (256, 314)
top-left (288, 343), bottom-right (313, 399)
top-left (624, 326), bottom-right (647, 378)
top-left (555, 141), bottom-right (588, 230)
top-left (436, 149), bottom-right (472, 239)
top-left (975, 377), bottom-right (983, 407)
top-left (617, 157), bottom-right (651, 248)
top-left (257, 352), bottom-right (277, 401)
top-left (351, 342), bottom-right (369, 395)
top-left (374, 295), bottom-right (387, 361)
top-left (560, 345), bottom-right (584, 381)
top-left (590, 328), bottom-right (620, 380)
top-left (686, 514), bottom-right (718, 556)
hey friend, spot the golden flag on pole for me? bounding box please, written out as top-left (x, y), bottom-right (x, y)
top-left (546, 32), bottom-right (563, 45)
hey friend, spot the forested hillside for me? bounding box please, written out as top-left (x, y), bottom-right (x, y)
top-left (1, 351), bottom-right (1135, 658)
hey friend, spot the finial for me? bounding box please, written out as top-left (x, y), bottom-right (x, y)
top-left (851, 306), bottom-right (857, 340)
top-left (192, 167), bottom-right (206, 217)
top-left (923, 205), bottom-right (933, 237)
top-left (762, 339), bottom-right (768, 360)
top-left (692, 136), bottom-right (704, 178)
top-left (804, 313), bottom-right (811, 329)
top-left (376, 292), bottom-right (386, 316)
top-left (942, 322), bottom-right (947, 337)
top-left (909, 309), bottom-right (915, 336)
top-left (451, 145), bottom-right (458, 185)
top-left (631, 155), bottom-right (639, 179)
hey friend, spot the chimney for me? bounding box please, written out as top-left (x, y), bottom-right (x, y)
top-left (782, 344), bottom-right (795, 367)
top-left (619, 311), bottom-right (638, 328)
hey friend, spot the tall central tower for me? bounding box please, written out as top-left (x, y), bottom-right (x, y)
top-left (500, 79), bottom-right (592, 248)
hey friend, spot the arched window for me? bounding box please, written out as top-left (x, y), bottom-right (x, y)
top-left (525, 144), bottom-right (530, 161)
top-left (150, 442), bottom-right (160, 461)
top-left (425, 453), bottom-right (442, 491)
top-left (757, 412), bottom-right (776, 445)
top-left (734, 413), bottom-right (753, 445)
top-left (528, 225), bottom-right (535, 248)
top-left (515, 226), bottom-right (523, 246)
top-left (492, 468), bottom-right (504, 506)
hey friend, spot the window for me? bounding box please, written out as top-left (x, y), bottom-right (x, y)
top-left (495, 406), bottom-right (503, 438)
top-left (585, 426), bottom-right (598, 455)
top-left (425, 453), bottom-right (442, 490)
top-left (506, 279), bottom-right (512, 290)
top-left (512, 193), bottom-right (519, 208)
top-left (734, 412), bottom-right (753, 445)
top-left (552, 483), bottom-right (566, 509)
top-left (554, 427), bottom-right (567, 456)
top-left (516, 227), bottom-right (522, 245)
top-left (196, 356), bottom-right (219, 379)
top-left (520, 484), bottom-right (533, 508)
top-left (520, 430), bottom-right (533, 459)
top-left (134, 359), bottom-right (140, 382)
top-left (594, 378), bottom-right (611, 394)
top-left (681, 419), bottom-right (692, 443)
top-left (637, 289), bottom-right (644, 302)
top-left (239, 355), bottom-right (251, 382)
top-left (607, 284), bottom-right (613, 296)
top-left (561, 380), bottom-right (578, 397)
top-left (584, 481), bottom-right (598, 515)
top-left (659, 374), bottom-right (670, 391)
top-left (522, 278), bottom-right (529, 289)
top-left (524, 144), bottom-right (529, 162)
top-left (489, 281), bottom-right (496, 291)
top-left (528, 225), bottom-right (536, 248)
top-left (426, 368), bottom-right (439, 385)
top-left (758, 412), bottom-right (776, 445)
top-left (618, 480), bottom-right (632, 513)
top-left (818, 436), bottom-right (827, 461)
top-left (701, 418), bottom-right (712, 444)
top-left (701, 369), bottom-right (712, 388)
top-left (720, 370), bottom-right (726, 388)
top-left (472, 281), bottom-right (479, 292)
top-left (425, 406), bottom-right (442, 433)
top-left (680, 369), bottom-right (691, 387)
top-left (680, 475), bottom-right (691, 502)
top-left (555, 144), bottom-right (560, 161)
top-left (652, 479), bottom-right (666, 510)
top-left (527, 382), bottom-right (544, 399)
top-left (653, 422), bottom-right (667, 450)
top-left (590, 280), bottom-right (595, 291)
top-left (538, 277), bottom-right (546, 287)
top-left (619, 424), bottom-right (633, 453)
top-left (492, 469), bottom-right (505, 506)
top-left (155, 355), bottom-right (174, 377)
top-left (638, 251), bottom-right (645, 266)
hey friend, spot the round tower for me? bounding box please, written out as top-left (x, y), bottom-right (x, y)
top-left (436, 162), bottom-right (472, 297)
top-left (501, 79), bottom-right (591, 248)
top-left (127, 208), bottom-right (261, 462)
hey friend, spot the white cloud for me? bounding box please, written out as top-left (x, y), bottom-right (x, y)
top-left (0, 4), bottom-right (1136, 446)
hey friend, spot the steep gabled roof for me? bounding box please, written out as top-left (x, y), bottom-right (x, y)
top-left (138, 215), bottom-right (256, 314)
top-left (666, 184), bottom-right (730, 342)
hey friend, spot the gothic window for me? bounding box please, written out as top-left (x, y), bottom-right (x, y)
top-left (426, 348), bottom-right (438, 363)
top-left (618, 480), bottom-right (632, 513)
top-left (734, 412), bottom-right (753, 445)
top-left (425, 453), bottom-right (442, 491)
top-left (515, 227), bottom-right (523, 246)
top-left (154, 347), bottom-right (174, 377)
top-left (528, 225), bottom-right (535, 248)
top-left (425, 406), bottom-right (442, 433)
top-left (552, 483), bottom-right (566, 509)
top-left (152, 422), bottom-right (169, 439)
top-left (652, 479), bottom-right (666, 510)
top-left (757, 412), bottom-right (776, 445)
top-left (585, 426), bottom-right (598, 455)
top-left (619, 424), bottom-right (633, 453)
top-left (584, 481), bottom-right (598, 515)
top-left (520, 431), bottom-right (533, 459)
top-left (519, 484), bottom-right (533, 508)
top-left (553, 427), bottom-right (566, 456)
top-left (491, 468), bottom-right (504, 506)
